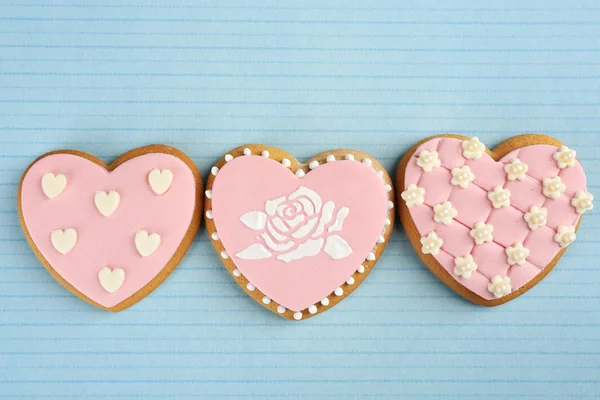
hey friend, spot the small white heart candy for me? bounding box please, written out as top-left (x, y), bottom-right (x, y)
top-left (98, 267), bottom-right (125, 294)
top-left (135, 230), bottom-right (161, 257)
top-left (148, 168), bottom-right (173, 195)
top-left (41, 173), bottom-right (67, 199)
top-left (94, 190), bottom-right (120, 217)
top-left (50, 228), bottom-right (77, 255)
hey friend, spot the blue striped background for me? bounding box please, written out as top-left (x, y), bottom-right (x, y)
top-left (0, 1), bottom-right (599, 399)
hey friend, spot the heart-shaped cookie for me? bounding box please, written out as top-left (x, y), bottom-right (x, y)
top-left (205, 145), bottom-right (395, 320)
top-left (398, 134), bottom-right (592, 306)
top-left (18, 145), bottom-right (202, 311)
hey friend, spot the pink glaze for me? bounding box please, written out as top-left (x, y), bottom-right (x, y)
top-left (211, 156), bottom-right (389, 312)
top-left (404, 137), bottom-right (587, 301)
top-left (20, 153), bottom-right (197, 308)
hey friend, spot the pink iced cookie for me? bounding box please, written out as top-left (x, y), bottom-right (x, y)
top-left (398, 135), bottom-right (592, 306)
top-left (19, 145), bottom-right (202, 311)
top-left (205, 146), bottom-right (395, 321)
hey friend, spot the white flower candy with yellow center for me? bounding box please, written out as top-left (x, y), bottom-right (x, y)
top-left (524, 205), bottom-right (548, 230)
top-left (433, 201), bottom-right (458, 225)
top-left (542, 176), bottom-right (566, 199)
top-left (571, 190), bottom-right (593, 214)
top-left (487, 275), bottom-right (512, 298)
top-left (553, 225), bottom-right (576, 248)
top-left (506, 242), bottom-right (530, 266)
top-left (420, 231), bottom-right (443, 256)
top-left (400, 184), bottom-right (425, 208)
top-left (504, 158), bottom-right (528, 181)
top-left (469, 221), bottom-right (494, 245)
top-left (450, 165), bottom-right (475, 188)
top-left (553, 145), bottom-right (577, 169)
top-left (461, 137), bottom-right (486, 160)
top-left (453, 254), bottom-right (478, 279)
top-left (487, 186), bottom-right (511, 208)
top-left (416, 149), bottom-right (441, 172)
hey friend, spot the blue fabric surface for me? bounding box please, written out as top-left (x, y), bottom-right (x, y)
top-left (0, 1), bottom-right (599, 399)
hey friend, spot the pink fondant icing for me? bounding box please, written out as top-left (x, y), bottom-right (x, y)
top-left (20, 153), bottom-right (197, 308)
top-left (404, 137), bottom-right (587, 301)
top-left (211, 156), bottom-right (389, 312)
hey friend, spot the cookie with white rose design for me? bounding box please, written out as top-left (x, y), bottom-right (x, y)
top-left (205, 145), bottom-right (394, 320)
top-left (18, 145), bottom-right (202, 311)
top-left (397, 134), bottom-right (591, 306)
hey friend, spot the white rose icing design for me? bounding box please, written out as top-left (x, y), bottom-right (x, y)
top-left (420, 231), bottom-right (443, 256)
top-left (553, 145), bottom-right (577, 169)
top-left (524, 205), bottom-right (548, 230)
top-left (542, 176), bottom-right (566, 199)
top-left (504, 158), bottom-right (528, 181)
top-left (450, 165), bottom-right (475, 188)
top-left (487, 186), bottom-right (511, 209)
top-left (401, 184), bottom-right (425, 208)
top-left (433, 201), bottom-right (458, 225)
top-left (571, 190), bottom-right (594, 214)
top-left (236, 186), bottom-right (352, 263)
top-left (505, 242), bottom-right (530, 266)
top-left (453, 254), bottom-right (478, 279)
top-left (487, 275), bottom-right (512, 298)
top-left (416, 150), bottom-right (441, 172)
top-left (461, 137), bottom-right (486, 160)
top-left (553, 225), bottom-right (576, 248)
top-left (470, 221), bottom-right (494, 245)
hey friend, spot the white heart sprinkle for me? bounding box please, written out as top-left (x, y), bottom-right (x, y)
top-left (41, 173), bottom-right (67, 199)
top-left (135, 230), bottom-right (161, 257)
top-left (50, 228), bottom-right (77, 255)
top-left (94, 191), bottom-right (120, 217)
top-left (98, 267), bottom-right (125, 294)
top-left (148, 168), bottom-right (173, 195)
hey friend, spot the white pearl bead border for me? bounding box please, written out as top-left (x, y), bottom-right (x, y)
top-left (205, 147), bottom-right (395, 320)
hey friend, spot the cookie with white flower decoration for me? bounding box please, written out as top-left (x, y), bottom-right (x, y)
top-left (19, 145), bottom-right (202, 311)
top-left (205, 145), bottom-right (394, 320)
top-left (398, 134), bottom-right (590, 306)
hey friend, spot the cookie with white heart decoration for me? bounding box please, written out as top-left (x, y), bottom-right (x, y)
top-left (205, 145), bottom-right (394, 320)
top-left (398, 134), bottom-right (591, 306)
top-left (18, 145), bottom-right (202, 311)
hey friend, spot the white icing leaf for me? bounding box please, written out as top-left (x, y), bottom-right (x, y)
top-left (239, 211), bottom-right (267, 230)
top-left (277, 238), bottom-right (324, 263)
top-left (328, 207), bottom-right (350, 232)
top-left (236, 243), bottom-right (272, 260)
top-left (324, 235), bottom-right (353, 260)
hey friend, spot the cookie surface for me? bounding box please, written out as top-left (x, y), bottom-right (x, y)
top-left (205, 145), bottom-right (394, 320)
top-left (397, 134), bottom-right (592, 306)
top-left (18, 145), bottom-right (202, 311)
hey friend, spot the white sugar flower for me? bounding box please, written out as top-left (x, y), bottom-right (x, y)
top-left (506, 242), bottom-right (530, 266)
top-left (487, 186), bottom-right (511, 209)
top-left (450, 165), bottom-right (475, 188)
top-left (420, 231), bottom-right (443, 256)
top-left (416, 149), bottom-right (441, 172)
top-left (553, 145), bottom-right (577, 169)
top-left (504, 158), bottom-right (528, 181)
top-left (571, 190), bottom-right (594, 214)
top-left (453, 254), bottom-right (478, 279)
top-left (487, 275), bottom-right (512, 298)
top-left (401, 184), bottom-right (425, 208)
top-left (554, 225), bottom-right (576, 248)
top-left (542, 176), bottom-right (566, 199)
top-left (470, 221), bottom-right (494, 245)
top-left (433, 201), bottom-right (458, 225)
top-left (524, 205), bottom-right (547, 230)
top-left (461, 137), bottom-right (486, 160)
